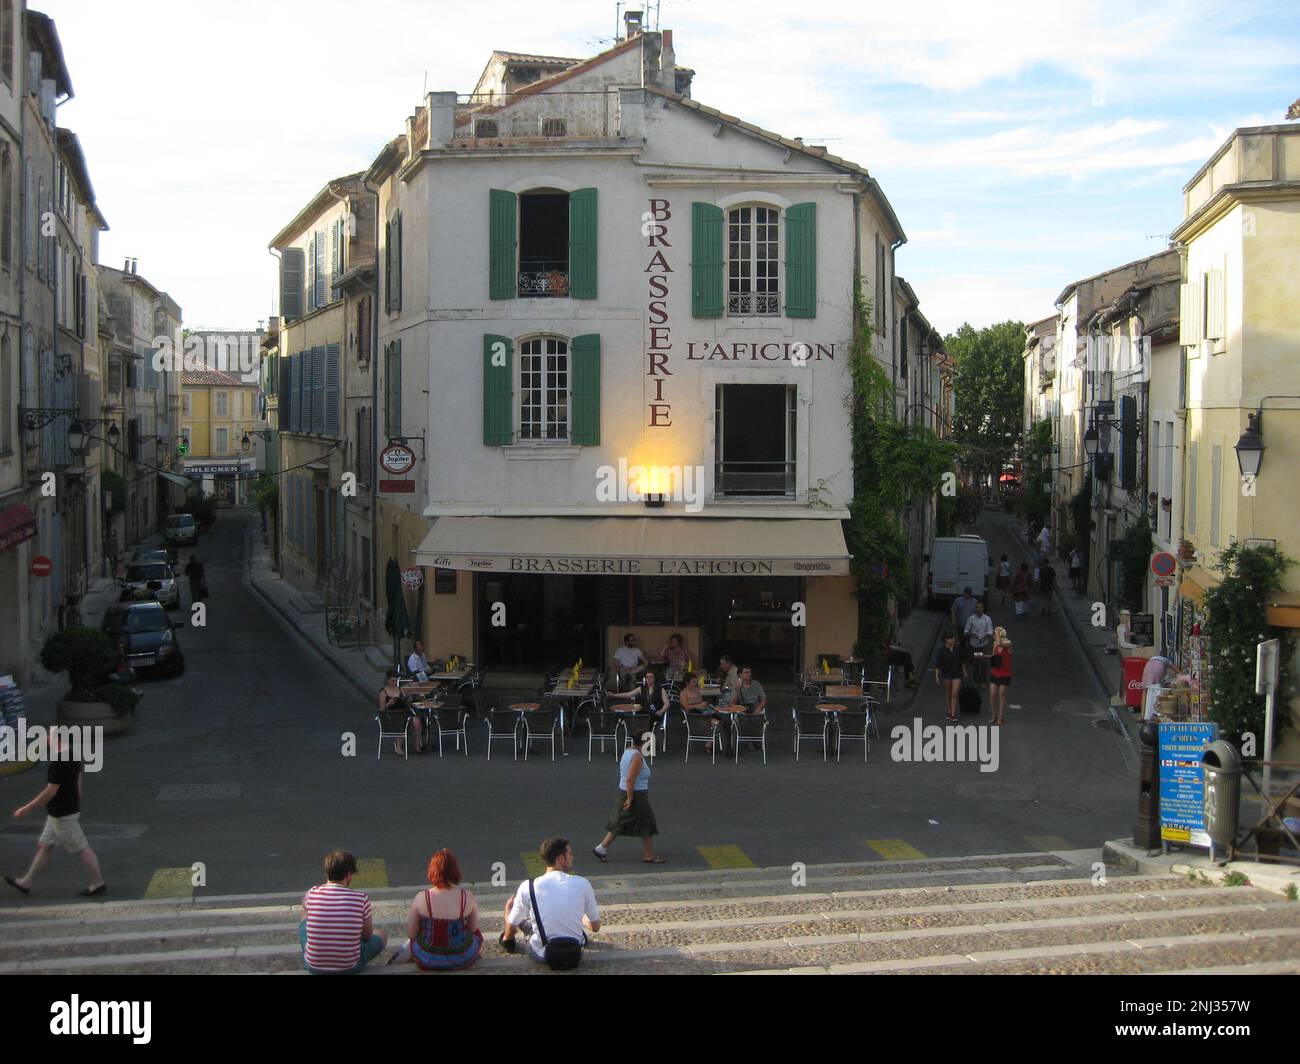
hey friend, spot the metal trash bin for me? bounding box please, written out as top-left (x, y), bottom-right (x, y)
top-left (1201, 740), bottom-right (1242, 849)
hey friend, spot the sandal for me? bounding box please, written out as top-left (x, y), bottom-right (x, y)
top-left (642, 856), bottom-right (666, 864)
top-left (591, 847), bottom-right (608, 863)
top-left (498, 933), bottom-right (517, 954)
top-left (4, 876), bottom-right (29, 895)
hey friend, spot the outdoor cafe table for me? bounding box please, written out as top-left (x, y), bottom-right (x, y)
top-left (824, 685), bottom-right (863, 699)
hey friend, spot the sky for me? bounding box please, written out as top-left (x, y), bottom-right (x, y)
top-left (42, 0), bottom-right (1300, 335)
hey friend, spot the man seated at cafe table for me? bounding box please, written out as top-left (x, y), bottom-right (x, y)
top-left (607, 670), bottom-right (670, 718)
top-left (611, 633), bottom-right (648, 690)
top-left (717, 655), bottom-right (741, 705)
top-left (735, 666), bottom-right (767, 715)
top-left (406, 640), bottom-right (433, 680)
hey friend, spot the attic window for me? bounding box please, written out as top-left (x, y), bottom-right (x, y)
top-left (475, 119), bottom-right (499, 139)
top-left (541, 117), bottom-right (567, 137)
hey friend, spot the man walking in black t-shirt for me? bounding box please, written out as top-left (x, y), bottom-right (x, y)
top-left (4, 737), bottom-right (106, 897)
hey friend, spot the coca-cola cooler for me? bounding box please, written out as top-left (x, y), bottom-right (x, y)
top-left (1121, 656), bottom-right (1146, 708)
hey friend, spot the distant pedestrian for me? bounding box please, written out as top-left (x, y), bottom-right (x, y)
top-left (988, 629), bottom-right (1013, 725)
top-left (1068, 548), bottom-right (1083, 591)
top-left (4, 734), bottom-right (106, 898)
top-left (1038, 562), bottom-right (1056, 615)
top-left (183, 555), bottom-right (206, 603)
top-left (592, 737), bottom-right (664, 864)
top-left (1011, 564), bottom-right (1032, 616)
top-left (1036, 525), bottom-right (1052, 558)
top-left (300, 850), bottom-right (386, 974)
top-left (950, 587), bottom-right (979, 665)
top-left (995, 554), bottom-right (1012, 604)
top-left (934, 631), bottom-right (964, 722)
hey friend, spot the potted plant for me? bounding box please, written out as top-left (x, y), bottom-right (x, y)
top-left (1177, 538), bottom-right (1197, 563)
top-left (40, 627), bottom-right (140, 736)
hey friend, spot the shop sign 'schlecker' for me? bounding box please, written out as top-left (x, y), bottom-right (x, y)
top-left (380, 444), bottom-right (416, 476)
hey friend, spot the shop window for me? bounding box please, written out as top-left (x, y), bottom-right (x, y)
top-left (714, 384), bottom-right (796, 497)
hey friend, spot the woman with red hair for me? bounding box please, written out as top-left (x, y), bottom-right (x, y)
top-left (389, 849), bottom-right (482, 970)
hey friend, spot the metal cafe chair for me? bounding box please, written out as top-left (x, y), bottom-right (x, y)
top-left (375, 706), bottom-right (412, 761)
top-left (582, 705), bottom-right (623, 761)
top-left (793, 696), bottom-right (834, 762)
top-left (835, 708), bottom-right (872, 761)
top-left (431, 704), bottom-right (469, 757)
top-left (732, 711), bottom-right (769, 765)
top-left (521, 706), bottom-right (562, 762)
top-left (485, 708), bottom-right (523, 761)
top-left (618, 712), bottom-right (658, 761)
top-left (682, 709), bottom-right (720, 764)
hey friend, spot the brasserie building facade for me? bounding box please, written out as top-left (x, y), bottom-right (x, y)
top-left (363, 28), bottom-right (916, 674)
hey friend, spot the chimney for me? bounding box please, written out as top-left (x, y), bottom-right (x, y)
top-left (624, 9), bottom-right (643, 38)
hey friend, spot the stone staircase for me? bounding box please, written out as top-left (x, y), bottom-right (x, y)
top-left (2, 852), bottom-right (1298, 975)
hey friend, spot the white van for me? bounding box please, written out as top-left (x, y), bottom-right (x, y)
top-left (926, 535), bottom-right (990, 605)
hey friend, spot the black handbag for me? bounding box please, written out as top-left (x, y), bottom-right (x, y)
top-left (527, 878), bottom-right (583, 971)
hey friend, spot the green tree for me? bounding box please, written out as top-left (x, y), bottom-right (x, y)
top-left (945, 320), bottom-right (1026, 488)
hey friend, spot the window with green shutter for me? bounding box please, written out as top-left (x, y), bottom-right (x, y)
top-left (489, 190), bottom-right (517, 300)
top-left (483, 334), bottom-right (513, 445)
top-left (312, 345), bottom-right (326, 434)
top-left (570, 333), bottom-right (600, 445)
top-left (784, 202), bottom-right (816, 318)
top-left (569, 188), bottom-right (597, 299)
top-left (691, 202), bottom-right (723, 318)
top-left (325, 342), bottom-right (340, 437)
top-left (384, 340), bottom-right (402, 438)
top-left (392, 212), bottom-right (402, 312)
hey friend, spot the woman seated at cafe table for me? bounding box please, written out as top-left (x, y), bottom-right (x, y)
top-left (658, 633), bottom-right (693, 682)
top-left (607, 670), bottom-right (671, 718)
top-left (679, 671), bottom-right (721, 751)
top-left (378, 670), bottom-right (424, 755)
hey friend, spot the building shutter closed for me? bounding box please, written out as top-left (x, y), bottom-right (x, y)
top-left (784, 202), bottom-right (816, 318)
top-left (569, 188), bottom-right (597, 299)
top-left (312, 345), bottom-right (326, 433)
top-left (314, 229), bottom-right (327, 309)
top-left (1179, 281), bottom-right (1202, 346)
top-left (489, 190), bottom-right (517, 300)
top-left (306, 234), bottom-right (316, 312)
top-left (287, 354), bottom-right (299, 432)
top-left (391, 212), bottom-right (402, 312)
top-left (570, 333), bottom-right (600, 446)
top-left (331, 219), bottom-right (340, 297)
top-left (325, 342), bottom-right (340, 437)
top-left (482, 334), bottom-right (513, 445)
top-left (384, 340), bottom-right (402, 439)
top-left (691, 202), bottom-right (723, 318)
top-left (1119, 393), bottom-right (1137, 488)
top-left (281, 248), bottom-right (304, 322)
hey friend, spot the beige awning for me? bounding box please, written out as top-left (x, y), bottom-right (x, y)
top-left (415, 516), bottom-right (850, 577)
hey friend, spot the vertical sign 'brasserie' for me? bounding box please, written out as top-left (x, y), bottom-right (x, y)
top-left (645, 199), bottom-right (672, 427)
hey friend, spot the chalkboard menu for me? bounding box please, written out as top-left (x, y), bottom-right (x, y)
top-left (633, 576), bottom-right (675, 625)
top-left (597, 578), bottom-right (630, 624)
top-left (1130, 612), bottom-right (1155, 647)
top-left (434, 568), bottom-right (457, 594)
top-left (677, 578), bottom-right (708, 626)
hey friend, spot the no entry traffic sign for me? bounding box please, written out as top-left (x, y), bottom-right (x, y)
top-left (30, 555), bottom-right (52, 577)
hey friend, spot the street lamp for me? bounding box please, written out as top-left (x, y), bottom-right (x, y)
top-left (1234, 412), bottom-right (1265, 477)
top-left (1082, 423), bottom-right (1100, 459)
top-left (67, 420), bottom-right (87, 455)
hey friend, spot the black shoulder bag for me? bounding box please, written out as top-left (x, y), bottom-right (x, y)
top-left (527, 878), bottom-right (584, 971)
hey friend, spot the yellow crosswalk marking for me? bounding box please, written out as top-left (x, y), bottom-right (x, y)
top-left (521, 852), bottom-right (547, 878)
top-left (350, 858), bottom-right (389, 888)
top-left (1026, 835), bottom-right (1072, 852)
top-left (144, 867), bottom-right (194, 899)
top-left (867, 838), bottom-right (926, 861)
top-left (697, 845), bottom-right (756, 869)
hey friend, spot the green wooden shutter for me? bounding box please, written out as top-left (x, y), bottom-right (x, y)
top-left (383, 220), bottom-right (392, 312)
top-left (280, 248), bottom-right (304, 321)
top-left (571, 333), bottom-right (600, 446)
top-left (785, 202), bottom-right (816, 318)
top-left (691, 202), bottom-right (723, 318)
top-left (392, 212), bottom-right (402, 312)
top-left (1120, 394), bottom-right (1137, 488)
top-left (489, 190), bottom-right (517, 300)
top-left (483, 334), bottom-right (513, 445)
top-left (569, 188), bottom-right (597, 299)
top-left (325, 342), bottom-right (341, 437)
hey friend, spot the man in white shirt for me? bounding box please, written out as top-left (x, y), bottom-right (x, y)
top-left (611, 633), bottom-right (648, 690)
top-left (1036, 525), bottom-right (1052, 559)
top-left (406, 641), bottom-right (431, 679)
top-left (963, 601), bottom-right (996, 687)
top-left (500, 838), bottom-right (600, 963)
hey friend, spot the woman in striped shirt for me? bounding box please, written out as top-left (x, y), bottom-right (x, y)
top-left (300, 850), bottom-right (388, 974)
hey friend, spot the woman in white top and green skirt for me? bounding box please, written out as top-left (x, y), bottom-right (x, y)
top-left (592, 742), bottom-right (664, 864)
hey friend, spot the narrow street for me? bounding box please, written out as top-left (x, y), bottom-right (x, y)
top-left (2, 508), bottom-right (1138, 900)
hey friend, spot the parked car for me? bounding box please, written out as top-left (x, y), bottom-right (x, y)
top-left (164, 513), bottom-right (199, 547)
top-left (119, 560), bottom-right (181, 610)
top-left (130, 545), bottom-right (177, 569)
top-left (101, 602), bottom-right (185, 678)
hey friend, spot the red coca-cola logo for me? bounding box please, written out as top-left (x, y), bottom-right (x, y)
top-left (1127, 679), bottom-right (1144, 690)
